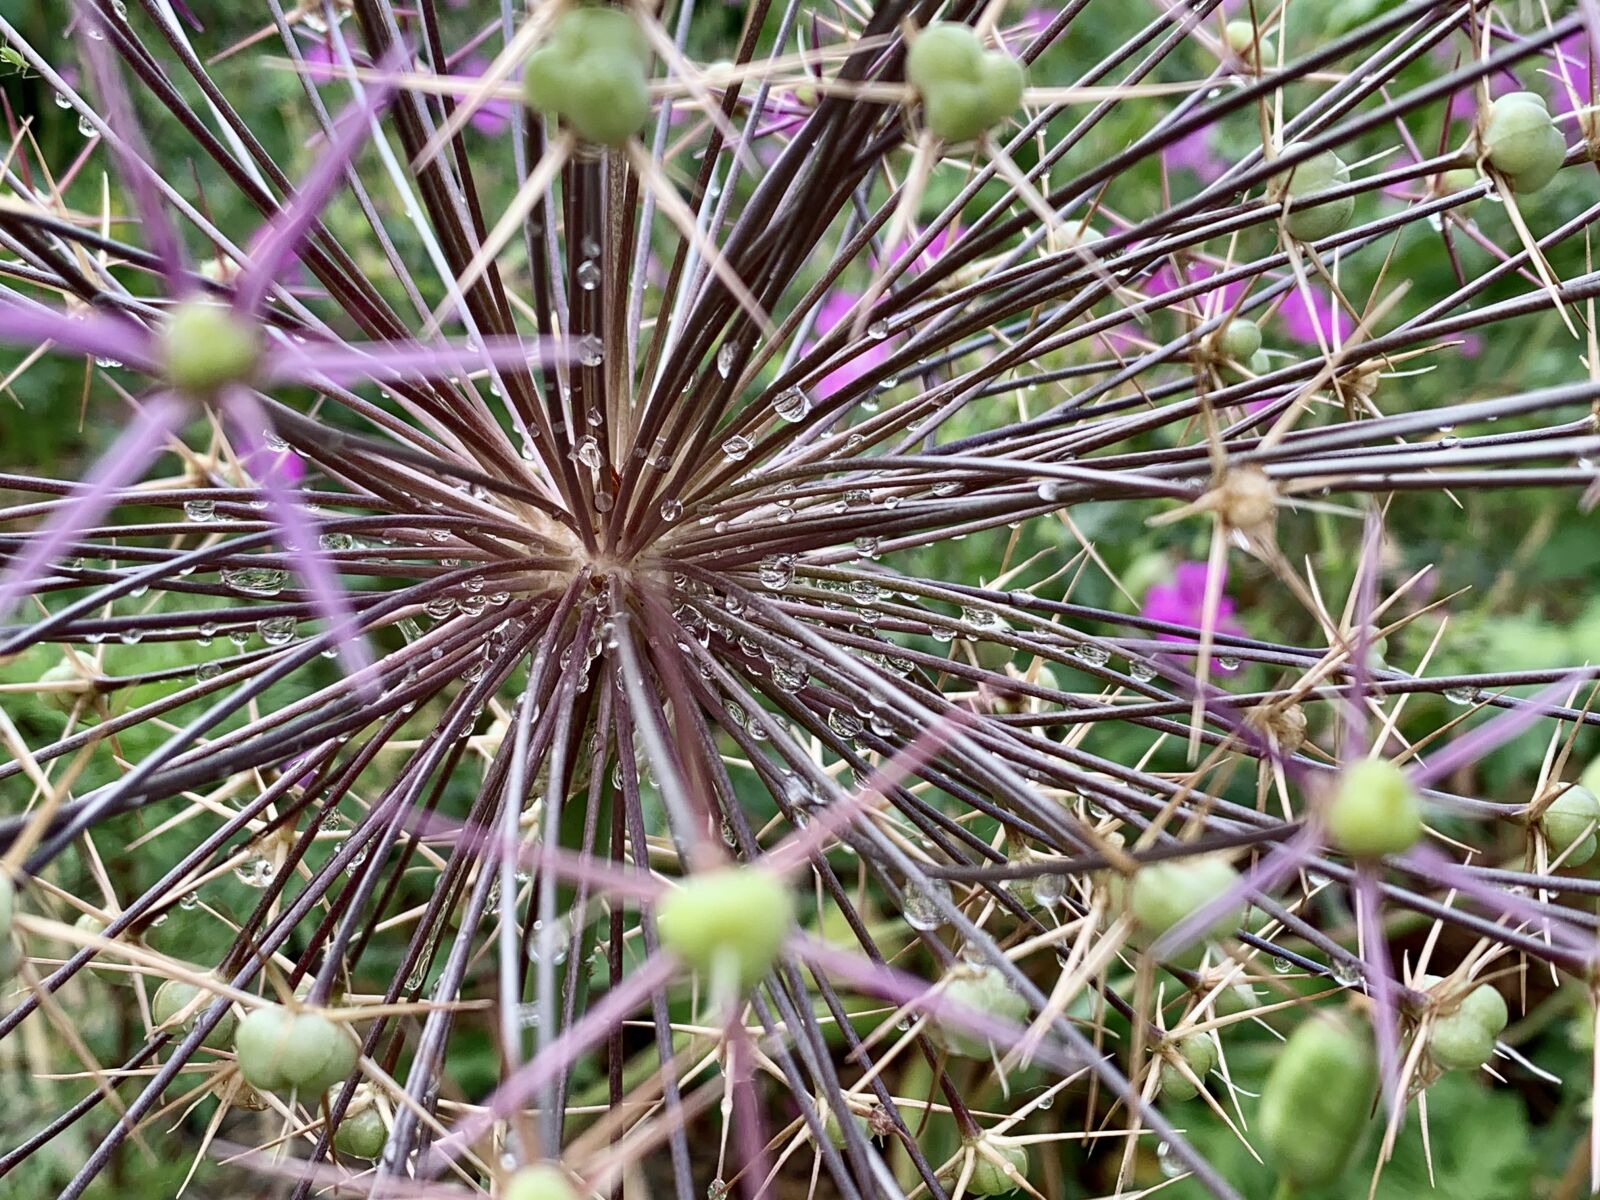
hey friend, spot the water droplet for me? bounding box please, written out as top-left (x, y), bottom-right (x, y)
top-left (1443, 686), bottom-right (1476, 706)
top-left (576, 436), bottom-right (604, 470)
top-left (867, 319), bottom-right (891, 340)
top-left (901, 877), bottom-right (951, 931)
top-left (78, 113), bottom-right (97, 136)
top-left (575, 258), bottom-right (601, 290)
top-left (1074, 643), bottom-right (1110, 667)
top-left (659, 498), bottom-right (682, 521)
top-left (256, 615), bottom-right (297, 646)
top-left (854, 536), bottom-right (881, 560)
top-left (827, 709), bottom-right (863, 739)
top-left (721, 434), bottom-right (753, 461)
top-left (220, 566), bottom-right (286, 596)
top-left (716, 342), bottom-right (738, 377)
top-left (1156, 1141), bottom-right (1182, 1179)
top-left (575, 335), bottom-right (604, 366)
top-left (1216, 654), bottom-right (1241, 671)
top-left (773, 387), bottom-right (810, 422)
top-left (424, 596), bottom-right (457, 619)
top-left (196, 661), bottom-right (222, 681)
top-left (757, 555), bottom-right (795, 589)
top-left (1272, 955), bottom-right (1293, 974)
top-left (234, 854), bottom-right (276, 888)
top-left (178, 890), bottom-right (200, 910)
top-left (1129, 660), bottom-right (1156, 682)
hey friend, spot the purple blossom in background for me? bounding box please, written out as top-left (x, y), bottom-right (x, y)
top-left (1549, 32), bottom-right (1593, 115)
top-left (1279, 285), bottom-right (1354, 345)
top-left (806, 224), bottom-right (958, 397)
top-left (1141, 560), bottom-right (1244, 670)
top-left (460, 57), bottom-right (515, 136)
top-left (1164, 122), bottom-right (1229, 183)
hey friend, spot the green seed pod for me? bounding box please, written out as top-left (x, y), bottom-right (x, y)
top-left (656, 868), bottom-right (793, 988)
top-left (1483, 93), bottom-right (1566, 192)
top-left (1158, 1034), bottom-right (1219, 1101)
top-left (1276, 145), bottom-right (1354, 241)
top-left (1459, 981), bottom-right (1510, 1035)
top-left (906, 23), bottom-right (985, 91)
top-left (504, 1164), bottom-right (581, 1200)
top-left (234, 1004), bottom-right (294, 1091)
top-left (564, 56), bottom-right (652, 147)
top-left (1325, 758), bottom-right (1423, 858)
top-left (978, 54), bottom-right (1026, 120)
top-left (1428, 1009), bottom-right (1496, 1071)
top-left (906, 22), bottom-right (1025, 142)
top-left (1125, 856), bottom-right (1243, 942)
top-left (937, 964), bottom-right (1029, 1059)
top-left (965, 1140), bottom-right (1028, 1196)
top-left (1215, 317), bottom-right (1262, 361)
top-left (37, 656), bottom-right (87, 713)
top-left (823, 1105), bottom-right (872, 1148)
top-left (1224, 20), bottom-right (1273, 63)
top-left (333, 1102), bottom-right (387, 1159)
top-left (74, 911), bottom-right (106, 937)
top-left (522, 7), bottom-right (651, 147)
top-left (1541, 784), bottom-right (1600, 865)
top-left (160, 302), bottom-right (261, 395)
top-left (152, 977), bottom-right (238, 1048)
top-left (235, 1005), bottom-right (357, 1094)
top-left (1259, 1012), bottom-right (1377, 1189)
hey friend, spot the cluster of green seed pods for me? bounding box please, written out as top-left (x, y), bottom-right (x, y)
top-left (940, 1137), bottom-right (1028, 1196)
top-left (233, 1003), bottom-right (358, 1095)
top-left (1259, 1011), bottom-right (1377, 1190)
top-left (1157, 1033), bottom-right (1218, 1102)
top-left (523, 6), bottom-right (652, 147)
top-left (332, 1089), bottom-right (387, 1159)
top-left (1422, 975), bottom-right (1508, 1072)
top-left (1325, 758), bottom-right (1423, 858)
top-left (1482, 91), bottom-right (1567, 193)
top-left (905, 23), bottom-right (1025, 143)
top-left (1124, 855), bottom-right (1244, 943)
top-left (1274, 143), bottom-right (1355, 241)
top-left (935, 963), bottom-right (1030, 1059)
top-left (655, 867), bottom-right (793, 988)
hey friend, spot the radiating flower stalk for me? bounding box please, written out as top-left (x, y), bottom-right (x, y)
top-left (1, 0), bottom-right (1600, 1197)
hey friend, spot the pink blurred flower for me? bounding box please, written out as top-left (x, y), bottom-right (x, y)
top-left (1549, 32), bottom-right (1593, 116)
top-left (1278, 286), bottom-right (1353, 346)
top-left (1165, 123), bottom-right (1228, 183)
top-left (244, 444), bottom-right (305, 486)
top-left (459, 57), bottom-right (515, 136)
top-left (1140, 560), bottom-right (1244, 670)
top-left (809, 292), bottom-right (894, 398)
top-left (1145, 259), bottom-right (1246, 314)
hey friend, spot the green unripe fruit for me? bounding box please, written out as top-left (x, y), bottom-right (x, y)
top-left (333, 1102), bottom-right (387, 1159)
top-left (1425, 978), bottom-right (1507, 1072)
top-left (906, 22), bottom-right (1025, 143)
top-left (153, 977), bottom-right (237, 1048)
top-left (1259, 1012), bottom-right (1377, 1189)
top-left (234, 1005), bottom-right (358, 1094)
top-left (563, 56), bottom-right (652, 147)
top-left (1427, 1015), bottom-right (1493, 1071)
top-left (1125, 856), bottom-right (1243, 942)
top-left (160, 302), bottom-right (260, 395)
top-left (504, 1164), bottom-right (581, 1200)
top-left (75, 912), bottom-right (106, 936)
top-left (656, 868), bottom-right (793, 988)
top-left (937, 964), bottom-right (1029, 1059)
top-left (965, 1140), bottom-right (1028, 1196)
top-left (1276, 146), bottom-right (1354, 241)
top-left (979, 55), bottom-right (1025, 119)
top-left (1214, 318), bottom-right (1262, 361)
top-left (906, 23), bottom-right (984, 89)
top-left (38, 656), bottom-right (87, 713)
top-left (823, 1106), bottom-right (872, 1148)
top-left (1541, 785), bottom-right (1600, 865)
top-left (1483, 93), bottom-right (1566, 192)
top-left (1246, 348), bottom-right (1271, 376)
top-left (1225, 20), bottom-right (1273, 63)
top-left (523, 7), bottom-right (651, 147)
top-left (1158, 1034), bottom-right (1218, 1101)
top-left (1326, 758), bottom-right (1423, 858)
